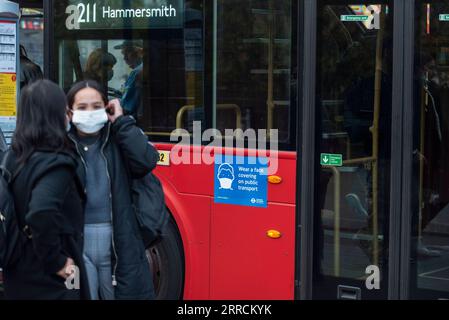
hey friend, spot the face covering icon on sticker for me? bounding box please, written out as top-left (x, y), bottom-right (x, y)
top-left (217, 163), bottom-right (235, 190)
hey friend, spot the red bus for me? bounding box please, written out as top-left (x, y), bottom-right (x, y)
top-left (3, 0), bottom-right (449, 300)
top-left (47, 0), bottom-right (297, 300)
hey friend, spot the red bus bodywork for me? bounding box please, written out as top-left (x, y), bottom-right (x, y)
top-left (153, 143), bottom-right (297, 300)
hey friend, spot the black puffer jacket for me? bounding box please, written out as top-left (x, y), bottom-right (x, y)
top-left (68, 115), bottom-right (159, 299)
top-left (3, 150), bottom-right (90, 300)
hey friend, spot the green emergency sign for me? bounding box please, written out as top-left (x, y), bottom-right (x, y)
top-left (320, 153), bottom-right (343, 167)
top-left (341, 15), bottom-right (369, 22)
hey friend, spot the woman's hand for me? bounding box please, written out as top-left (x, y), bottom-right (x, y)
top-left (56, 257), bottom-right (76, 279)
top-left (106, 99), bottom-right (124, 123)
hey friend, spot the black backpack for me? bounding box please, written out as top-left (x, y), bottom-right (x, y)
top-left (131, 173), bottom-right (169, 249)
top-left (0, 151), bottom-right (28, 269)
top-left (0, 128), bottom-right (7, 153)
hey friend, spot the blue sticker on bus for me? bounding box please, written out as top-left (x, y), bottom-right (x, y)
top-left (214, 155), bottom-right (268, 208)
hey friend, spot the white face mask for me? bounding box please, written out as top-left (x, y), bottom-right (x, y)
top-left (72, 109), bottom-right (108, 134)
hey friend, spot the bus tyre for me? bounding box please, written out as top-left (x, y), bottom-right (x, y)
top-left (145, 217), bottom-right (184, 300)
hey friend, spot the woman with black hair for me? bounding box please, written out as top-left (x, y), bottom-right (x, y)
top-left (66, 80), bottom-right (159, 300)
top-left (2, 79), bottom-right (90, 300)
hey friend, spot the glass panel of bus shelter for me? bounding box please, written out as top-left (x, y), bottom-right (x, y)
top-left (313, 2), bottom-right (392, 299)
top-left (411, 1), bottom-right (449, 299)
top-left (53, 0), bottom-right (204, 139)
top-left (215, 0), bottom-right (295, 149)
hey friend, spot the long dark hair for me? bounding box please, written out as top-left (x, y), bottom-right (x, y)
top-left (11, 79), bottom-right (70, 164)
top-left (66, 80), bottom-right (108, 109)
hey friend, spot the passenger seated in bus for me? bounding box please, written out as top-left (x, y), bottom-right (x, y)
top-left (114, 40), bottom-right (144, 119)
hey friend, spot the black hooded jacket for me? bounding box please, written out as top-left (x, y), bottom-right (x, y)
top-left (3, 150), bottom-right (90, 300)
top-left (68, 115), bottom-right (159, 299)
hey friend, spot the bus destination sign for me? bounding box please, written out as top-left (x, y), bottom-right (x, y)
top-left (59, 0), bottom-right (183, 31)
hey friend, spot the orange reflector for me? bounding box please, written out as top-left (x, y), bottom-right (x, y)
top-left (268, 175), bottom-right (282, 184)
top-left (267, 230), bottom-right (282, 239)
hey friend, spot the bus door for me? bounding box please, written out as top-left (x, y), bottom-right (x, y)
top-left (312, 1), bottom-right (392, 299)
top-left (409, 1), bottom-right (449, 300)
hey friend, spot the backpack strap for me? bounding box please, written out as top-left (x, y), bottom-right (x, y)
top-left (0, 150), bottom-right (32, 185)
top-left (0, 150), bottom-right (13, 183)
top-left (0, 150), bottom-right (38, 240)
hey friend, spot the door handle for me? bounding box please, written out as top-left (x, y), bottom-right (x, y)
top-left (337, 285), bottom-right (361, 300)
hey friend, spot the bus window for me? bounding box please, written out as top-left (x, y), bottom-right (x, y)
top-left (54, 0), bottom-right (295, 149)
top-left (313, 2), bottom-right (392, 299)
top-left (215, 0), bottom-right (295, 149)
top-left (54, 0), bottom-right (204, 139)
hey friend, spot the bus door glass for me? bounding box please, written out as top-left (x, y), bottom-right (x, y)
top-left (313, 1), bottom-right (392, 299)
top-left (411, 1), bottom-right (449, 300)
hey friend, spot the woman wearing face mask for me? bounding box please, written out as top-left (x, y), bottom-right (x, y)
top-left (2, 80), bottom-right (89, 300)
top-left (66, 80), bottom-right (159, 300)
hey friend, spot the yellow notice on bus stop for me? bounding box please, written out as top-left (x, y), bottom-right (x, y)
top-left (0, 73), bottom-right (17, 117)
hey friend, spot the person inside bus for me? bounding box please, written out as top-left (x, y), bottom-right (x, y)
top-left (2, 80), bottom-right (90, 300)
top-left (19, 45), bottom-right (43, 89)
top-left (114, 40), bottom-right (144, 119)
top-left (66, 80), bottom-right (159, 300)
top-left (84, 48), bottom-right (122, 99)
